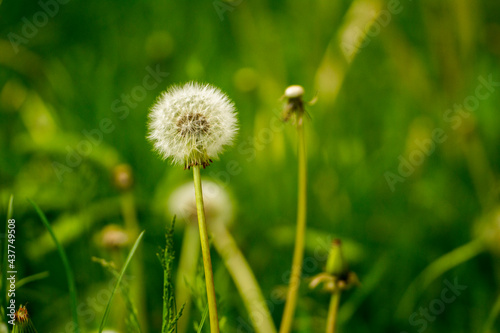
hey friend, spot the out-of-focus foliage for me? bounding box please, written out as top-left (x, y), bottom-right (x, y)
top-left (1, 0), bottom-right (500, 332)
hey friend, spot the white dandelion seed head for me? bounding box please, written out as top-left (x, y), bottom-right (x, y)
top-left (168, 180), bottom-right (234, 229)
top-left (148, 82), bottom-right (238, 168)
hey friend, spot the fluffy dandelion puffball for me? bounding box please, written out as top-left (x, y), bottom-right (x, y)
top-left (148, 82), bottom-right (238, 168)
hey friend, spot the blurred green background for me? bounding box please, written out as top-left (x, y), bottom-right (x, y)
top-left (1, 0), bottom-right (500, 332)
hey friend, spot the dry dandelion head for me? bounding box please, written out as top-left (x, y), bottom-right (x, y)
top-left (148, 82), bottom-right (238, 168)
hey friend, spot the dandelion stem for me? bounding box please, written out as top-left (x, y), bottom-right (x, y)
top-left (280, 116), bottom-right (307, 333)
top-left (212, 223), bottom-right (277, 333)
top-left (326, 291), bottom-right (341, 333)
top-left (192, 165), bottom-right (220, 333)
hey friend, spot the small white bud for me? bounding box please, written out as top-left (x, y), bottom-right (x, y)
top-left (284, 85), bottom-right (305, 99)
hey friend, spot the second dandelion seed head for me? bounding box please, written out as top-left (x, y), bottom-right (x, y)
top-left (148, 82), bottom-right (238, 168)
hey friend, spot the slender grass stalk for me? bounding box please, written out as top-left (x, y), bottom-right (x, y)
top-left (29, 199), bottom-right (80, 333)
top-left (16, 271), bottom-right (49, 289)
top-left (92, 257), bottom-right (143, 333)
top-left (2, 195), bottom-right (14, 324)
top-left (326, 291), bottom-right (340, 333)
top-left (483, 291), bottom-right (500, 333)
top-left (398, 239), bottom-right (485, 318)
top-left (159, 216), bottom-right (185, 333)
top-left (120, 191), bottom-right (148, 332)
top-left (212, 223), bottom-right (277, 333)
top-left (197, 306), bottom-right (209, 333)
top-left (192, 165), bottom-right (219, 333)
top-left (98, 231), bottom-right (145, 333)
top-left (280, 115), bottom-right (307, 333)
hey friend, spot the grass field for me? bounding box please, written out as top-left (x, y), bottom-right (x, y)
top-left (1, 0), bottom-right (500, 332)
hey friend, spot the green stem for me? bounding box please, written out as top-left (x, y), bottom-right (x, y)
top-left (192, 165), bottom-right (219, 333)
top-left (176, 225), bottom-right (201, 333)
top-left (326, 291), bottom-right (341, 333)
top-left (29, 199), bottom-right (80, 333)
top-left (397, 239), bottom-right (485, 318)
top-left (120, 191), bottom-right (147, 332)
top-left (280, 117), bottom-right (307, 333)
top-left (212, 223), bottom-right (277, 333)
top-left (483, 291), bottom-right (500, 333)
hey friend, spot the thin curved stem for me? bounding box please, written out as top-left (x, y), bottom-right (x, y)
top-left (398, 239), bottom-right (485, 318)
top-left (280, 117), bottom-right (307, 333)
top-left (30, 199), bottom-right (80, 333)
top-left (193, 165), bottom-right (219, 333)
top-left (120, 191), bottom-right (147, 332)
top-left (483, 291), bottom-right (500, 333)
top-left (213, 223), bottom-right (277, 333)
top-left (326, 291), bottom-right (341, 333)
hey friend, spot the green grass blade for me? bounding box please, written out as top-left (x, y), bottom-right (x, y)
top-left (98, 230), bottom-right (145, 333)
top-left (197, 306), bottom-right (209, 333)
top-left (2, 195), bottom-right (14, 325)
top-left (16, 271), bottom-right (50, 289)
top-left (29, 199), bottom-right (80, 333)
top-left (483, 292), bottom-right (500, 333)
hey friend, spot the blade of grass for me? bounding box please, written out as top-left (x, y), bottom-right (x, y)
top-left (197, 306), bottom-right (209, 333)
top-left (92, 257), bottom-right (143, 333)
top-left (483, 291), bottom-right (500, 333)
top-left (16, 271), bottom-right (50, 289)
top-left (29, 199), bottom-right (80, 333)
top-left (2, 195), bottom-right (14, 324)
top-left (98, 230), bottom-right (145, 333)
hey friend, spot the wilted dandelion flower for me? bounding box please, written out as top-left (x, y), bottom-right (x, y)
top-left (148, 82), bottom-right (238, 168)
top-left (12, 305), bottom-right (38, 333)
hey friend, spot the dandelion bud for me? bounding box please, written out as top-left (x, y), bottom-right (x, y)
top-left (326, 239), bottom-right (349, 277)
top-left (310, 239), bottom-right (359, 293)
top-left (148, 82), bottom-right (238, 169)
